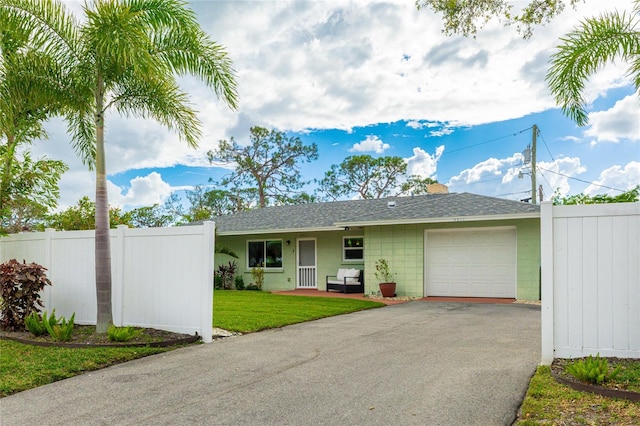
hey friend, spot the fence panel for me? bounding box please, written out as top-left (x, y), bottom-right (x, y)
top-left (541, 203), bottom-right (640, 364)
top-left (0, 223), bottom-right (215, 342)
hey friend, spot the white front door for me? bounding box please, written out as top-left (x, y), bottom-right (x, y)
top-left (297, 238), bottom-right (317, 288)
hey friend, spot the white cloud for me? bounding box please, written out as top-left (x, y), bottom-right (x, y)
top-left (107, 172), bottom-right (174, 209)
top-left (405, 146), bottom-right (444, 177)
top-left (349, 135), bottom-right (390, 153)
top-left (584, 161), bottom-right (640, 196)
top-left (536, 157), bottom-right (587, 198)
top-left (584, 95), bottom-right (640, 144)
top-left (445, 154), bottom-right (589, 200)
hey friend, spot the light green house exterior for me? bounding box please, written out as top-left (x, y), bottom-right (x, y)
top-left (213, 193), bottom-right (541, 300)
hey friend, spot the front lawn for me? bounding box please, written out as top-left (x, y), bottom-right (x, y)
top-left (0, 290), bottom-right (384, 396)
top-left (213, 289), bottom-right (384, 332)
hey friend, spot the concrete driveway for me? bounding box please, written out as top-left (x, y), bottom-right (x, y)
top-left (1, 302), bottom-right (540, 425)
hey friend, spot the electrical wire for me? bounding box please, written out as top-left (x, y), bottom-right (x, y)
top-left (537, 166), bottom-right (627, 192)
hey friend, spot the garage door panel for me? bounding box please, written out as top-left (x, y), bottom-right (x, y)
top-left (425, 228), bottom-right (516, 298)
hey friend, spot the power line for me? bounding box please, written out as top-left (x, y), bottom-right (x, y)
top-left (441, 127), bottom-right (533, 155)
top-left (536, 128), bottom-right (556, 162)
top-left (537, 166), bottom-right (627, 193)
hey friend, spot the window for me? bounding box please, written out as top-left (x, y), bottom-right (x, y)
top-left (343, 236), bottom-right (364, 262)
top-left (248, 240), bottom-right (283, 269)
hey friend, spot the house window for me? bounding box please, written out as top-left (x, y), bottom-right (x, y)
top-left (248, 240), bottom-right (283, 269)
top-left (343, 236), bottom-right (364, 262)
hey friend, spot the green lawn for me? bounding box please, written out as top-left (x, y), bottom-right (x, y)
top-left (213, 290), bottom-right (384, 332)
top-left (0, 290), bottom-right (384, 397)
top-left (515, 366), bottom-right (640, 425)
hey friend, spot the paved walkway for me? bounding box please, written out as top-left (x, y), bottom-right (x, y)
top-left (1, 302), bottom-right (541, 425)
top-left (276, 288), bottom-right (520, 305)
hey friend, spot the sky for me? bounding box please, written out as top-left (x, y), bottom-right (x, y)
top-left (29, 0), bottom-right (640, 210)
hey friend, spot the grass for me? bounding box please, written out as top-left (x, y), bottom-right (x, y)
top-left (0, 340), bottom-right (170, 397)
top-left (0, 290), bottom-right (384, 397)
top-left (213, 290), bottom-right (384, 332)
top-left (515, 366), bottom-right (640, 425)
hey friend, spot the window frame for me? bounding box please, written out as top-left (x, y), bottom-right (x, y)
top-left (342, 236), bottom-right (364, 262)
top-left (247, 239), bottom-right (283, 270)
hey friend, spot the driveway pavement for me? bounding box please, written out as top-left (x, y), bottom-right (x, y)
top-left (1, 302), bottom-right (540, 425)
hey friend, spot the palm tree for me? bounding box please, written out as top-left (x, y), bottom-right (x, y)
top-left (546, 1), bottom-right (640, 126)
top-left (0, 13), bottom-right (73, 222)
top-left (1, 0), bottom-right (238, 332)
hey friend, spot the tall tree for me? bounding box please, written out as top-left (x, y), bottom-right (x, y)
top-left (125, 204), bottom-right (174, 228)
top-left (1, 0), bottom-right (238, 332)
top-left (165, 186), bottom-right (247, 224)
top-left (317, 155), bottom-right (408, 200)
top-left (43, 196), bottom-right (131, 230)
top-left (0, 148), bottom-right (67, 233)
top-left (546, 1), bottom-right (640, 126)
top-left (208, 126), bottom-right (319, 208)
top-left (0, 9), bottom-right (72, 222)
top-left (416, 0), bottom-right (583, 38)
top-left (399, 175), bottom-right (439, 196)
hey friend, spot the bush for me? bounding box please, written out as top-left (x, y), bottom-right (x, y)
top-left (251, 266), bottom-right (264, 289)
top-left (214, 274), bottom-right (224, 289)
top-left (217, 261), bottom-right (237, 289)
top-left (234, 275), bottom-right (245, 290)
top-left (566, 354), bottom-right (621, 385)
top-left (0, 259), bottom-right (52, 331)
top-left (108, 325), bottom-right (143, 342)
top-left (24, 309), bottom-right (59, 336)
top-left (44, 312), bottom-right (75, 342)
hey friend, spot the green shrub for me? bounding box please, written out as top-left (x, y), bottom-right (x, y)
top-left (217, 261), bottom-right (237, 289)
top-left (245, 284), bottom-right (262, 291)
top-left (44, 312), bottom-right (75, 342)
top-left (566, 354), bottom-right (621, 385)
top-left (214, 274), bottom-right (224, 289)
top-left (234, 275), bottom-right (245, 290)
top-left (24, 309), bottom-right (59, 336)
top-left (0, 259), bottom-right (52, 331)
top-left (251, 266), bottom-right (264, 289)
top-left (107, 325), bottom-right (143, 342)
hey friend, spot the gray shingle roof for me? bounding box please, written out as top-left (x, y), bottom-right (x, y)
top-left (209, 192), bottom-right (539, 235)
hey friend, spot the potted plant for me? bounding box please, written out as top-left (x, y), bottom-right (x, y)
top-left (374, 258), bottom-right (396, 297)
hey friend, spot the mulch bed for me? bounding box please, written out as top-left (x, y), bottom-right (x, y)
top-left (0, 325), bottom-right (200, 348)
top-left (551, 358), bottom-right (640, 402)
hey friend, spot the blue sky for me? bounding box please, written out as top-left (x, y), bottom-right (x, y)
top-left (33, 0), bottom-right (639, 209)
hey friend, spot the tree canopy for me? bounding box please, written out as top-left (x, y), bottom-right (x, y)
top-left (552, 186), bottom-right (639, 205)
top-left (416, 0), bottom-right (583, 38)
top-left (208, 127), bottom-right (318, 208)
top-left (317, 155), bottom-right (409, 200)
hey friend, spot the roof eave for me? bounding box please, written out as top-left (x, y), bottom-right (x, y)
top-left (335, 212), bottom-right (541, 227)
top-left (216, 226), bottom-right (341, 236)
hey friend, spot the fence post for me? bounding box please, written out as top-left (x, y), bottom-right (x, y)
top-left (200, 221), bottom-right (215, 342)
top-left (540, 202), bottom-right (554, 365)
top-left (43, 228), bottom-right (55, 312)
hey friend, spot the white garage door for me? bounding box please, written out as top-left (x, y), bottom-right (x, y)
top-left (425, 227), bottom-right (516, 298)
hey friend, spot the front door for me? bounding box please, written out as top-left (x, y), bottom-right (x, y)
top-left (297, 238), bottom-right (317, 288)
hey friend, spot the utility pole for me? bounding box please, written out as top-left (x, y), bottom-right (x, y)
top-left (531, 124), bottom-right (537, 204)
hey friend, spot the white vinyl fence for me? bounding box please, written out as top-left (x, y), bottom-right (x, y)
top-left (0, 222), bottom-right (215, 342)
top-left (541, 202), bottom-right (640, 364)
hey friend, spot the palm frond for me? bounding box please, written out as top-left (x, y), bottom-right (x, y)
top-left (546, 9), bottom-right (640, 126)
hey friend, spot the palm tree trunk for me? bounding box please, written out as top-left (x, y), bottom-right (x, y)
top-left (94, 74), bottom-right (112, 333)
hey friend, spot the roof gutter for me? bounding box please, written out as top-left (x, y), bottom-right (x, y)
top-left (334, 212), bottom-right (541, 228)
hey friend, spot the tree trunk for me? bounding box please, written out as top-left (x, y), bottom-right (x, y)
top-left (94, 75), bottom-right (113, 333)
